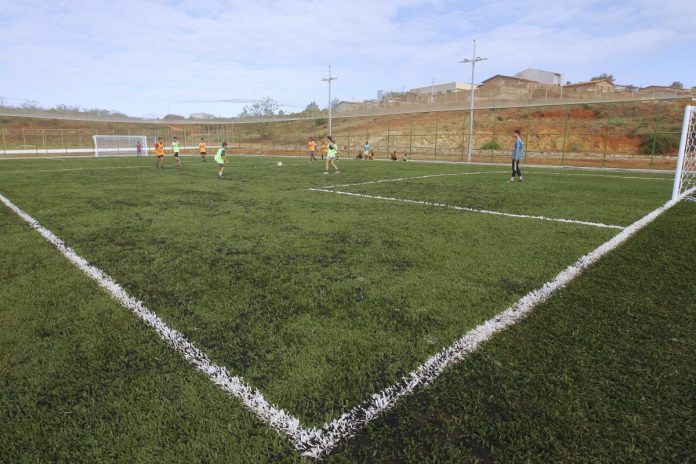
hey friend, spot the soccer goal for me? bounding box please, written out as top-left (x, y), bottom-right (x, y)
top-left (92, 135), bottom-right (149, 158)
top-left (672, 105), bottom-right (696, 201)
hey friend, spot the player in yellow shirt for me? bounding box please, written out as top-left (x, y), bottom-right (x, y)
top-left (307, 137), bottom-right (317, 161)
top-left (154, 137), bottom-right (165, 169)
top-left (199, 138), bottom-right (207, 161)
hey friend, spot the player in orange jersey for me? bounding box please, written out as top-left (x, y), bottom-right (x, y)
top-left (154, 137), bottom-right (165, 168)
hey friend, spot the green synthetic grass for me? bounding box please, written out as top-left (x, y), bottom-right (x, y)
top-left (327, 200), bottom-right (696, 464)
top-left (2, 155), bottom-right (689, 462)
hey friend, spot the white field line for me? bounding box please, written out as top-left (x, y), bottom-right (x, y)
top-left (0, 193), bottom-right (315, 448)
top-left (3, 185), bottom-right (694, 460)
top-left (527, 171), bottom-right (672, 181)
top-left (311, 188), bottom-right (624, 230)
top-left (325, 171), bottom-right (506, 189)
top-left (0, 159), bottom-right (291, 174)
top-left (0, 165), bottom-right (158, 174)
top-left (295, 185), bottom-right (696, 458)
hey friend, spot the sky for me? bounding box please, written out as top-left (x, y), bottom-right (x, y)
top-left (1, 0), bottom-right (695, 118)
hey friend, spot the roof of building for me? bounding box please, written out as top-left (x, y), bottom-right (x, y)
top-left (480, 74), bottom-right (535, 84)
top-left (563, 78), bottom-right (615, 88)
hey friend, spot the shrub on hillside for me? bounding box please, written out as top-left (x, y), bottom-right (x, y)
top-left (481, 140), bottom-right (500, 150)
top-left (640, 133), bottom-right (680, 155)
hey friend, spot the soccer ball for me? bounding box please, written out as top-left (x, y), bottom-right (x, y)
top-left (277, 161), bottom-right (283, 167)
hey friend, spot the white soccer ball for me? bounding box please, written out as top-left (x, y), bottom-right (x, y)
top-left (277, 161), bottom-right (283, 167)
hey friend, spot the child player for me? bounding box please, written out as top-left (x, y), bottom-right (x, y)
top-left (199, 138), bottom-right (207, 161)
top-left (154, 137), bottom-right (165, 168)
top-left (323, 136), bottom-right (340, 174)
top-left (307, 137), bottom-right (317, 161)
top-left (172, 137), bottom-right (181, 167)
top-left (215, 142), bottom-right (228, 178)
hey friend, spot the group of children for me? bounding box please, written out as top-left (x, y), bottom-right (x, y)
top-left (149, 129), bottom-right (524, 181)
top-left (153, 137), bottom-right (227, 177)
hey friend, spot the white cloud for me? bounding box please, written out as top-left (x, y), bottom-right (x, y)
top-left (1, 0), bottom-right (694, 117)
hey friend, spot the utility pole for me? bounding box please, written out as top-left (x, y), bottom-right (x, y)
top-left (459, 39), bottom-right (488, 162)
top-left (321, 65), bottom-right (338, 135)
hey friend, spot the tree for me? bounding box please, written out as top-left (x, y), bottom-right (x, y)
top-left (238, 97), bottom-right (280, 118)
top-left (300, 101), bottom-right (321, 117)
top-left (669, 81), bottom-right (684, 89)
top-left (591, 73), bottom-right (615, 83)
top-left (21, 100), bottom-right (40, 109)
top-left (163, 113), bottom-right (186, 120)
top-left (53, 104), bottom-right (81, 113)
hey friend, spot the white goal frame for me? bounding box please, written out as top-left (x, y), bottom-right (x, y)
top-left (92, 135), bottom-right (149, 158)
top-left (672, 105), bottom-right (696, 201)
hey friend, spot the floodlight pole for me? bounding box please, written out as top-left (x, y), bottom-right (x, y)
top-left (322, 65), bottom-right (338, 135)
top-left (460, 39), bottom-right (487, 162)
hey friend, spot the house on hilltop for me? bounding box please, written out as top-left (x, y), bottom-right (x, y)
top-left (477, 75), bottom-right (538, 99)
top-left (563, 78), bottom-right (615, 95)
top-left (514, 68), bottom-right (564, 86)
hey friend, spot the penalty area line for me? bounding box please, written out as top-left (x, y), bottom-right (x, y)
top-left (296, 186), bottom-right (695, 458)
top-left (325, 170), bottom-right (507, 189)
top-left (310, 188), bottom-right (624, 230)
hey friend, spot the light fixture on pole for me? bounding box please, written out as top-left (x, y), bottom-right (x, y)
top-left (321, 65), bottom-right (338, 135)
top-left (459, 39), bottom-right (487, 162)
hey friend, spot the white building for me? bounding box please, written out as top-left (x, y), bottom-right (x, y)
top-left (408, 82), bottom-right (474, 97)
top-left (514, 68), bottom-right (564, 86)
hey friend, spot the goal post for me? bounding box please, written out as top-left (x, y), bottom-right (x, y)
top-left (92, 135), bottom-right (149, 158)
top-left (672, 105), bottom-right (696, 201)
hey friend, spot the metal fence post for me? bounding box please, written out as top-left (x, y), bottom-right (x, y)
top-left (409, 116), bottom-right (414, 159)
top-left (461, 111), bottom-right (466, 161)
top-left (491, 108), bottom-right (497, 162)
top-left (434, 113), bottom-right (438, 160)
top-left (387, 119), bottom-right (391, 155)
top-left (525, 110), bottom-right (531, 159)
top-left (649, 100), bottom-right (662, 168)
top-left (602, 105), bottom-right (611, 167)
top-left (561, 107), bottom-right (569, 167)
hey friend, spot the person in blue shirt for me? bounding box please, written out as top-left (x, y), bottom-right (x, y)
top-left (509, 129), bottom-right (524, 182)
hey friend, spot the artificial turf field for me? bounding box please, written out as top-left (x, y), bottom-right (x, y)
top-left (1, 155), bottom-right (694, 462)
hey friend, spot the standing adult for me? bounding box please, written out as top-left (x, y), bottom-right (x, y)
top-left (509, 129), bottom-right (524, 182)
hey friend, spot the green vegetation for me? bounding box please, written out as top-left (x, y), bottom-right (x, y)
top-left (1, 156), bottom-right (692, 462)
top-left (480, 139), bottom-right (500, 150)
top-left (640, 132), bottom-right (681, 155)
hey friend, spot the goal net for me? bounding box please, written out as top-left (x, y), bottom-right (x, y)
top-left (92, 135), bottom-right (149, 157)
top-left (672, 105), bottom-right (696, 201)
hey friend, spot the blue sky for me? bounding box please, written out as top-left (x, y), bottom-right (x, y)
top-left (1, 0), bottom-right (694, 118)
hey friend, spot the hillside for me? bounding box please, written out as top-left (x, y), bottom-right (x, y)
top-left (1, 98), bottom-right (690, 169)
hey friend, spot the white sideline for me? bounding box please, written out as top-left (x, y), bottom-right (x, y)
top-left (2, 186), bottom-right (693, 459)
top-left (0, 193), bottom-right (312, 447)
top-left (311, 188), bottom-right (624, 230)
top-left (296, 185), bottom-right (696, 457)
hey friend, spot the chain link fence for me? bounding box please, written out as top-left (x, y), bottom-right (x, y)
top-left (1, 98), bottom-right (690, 170)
